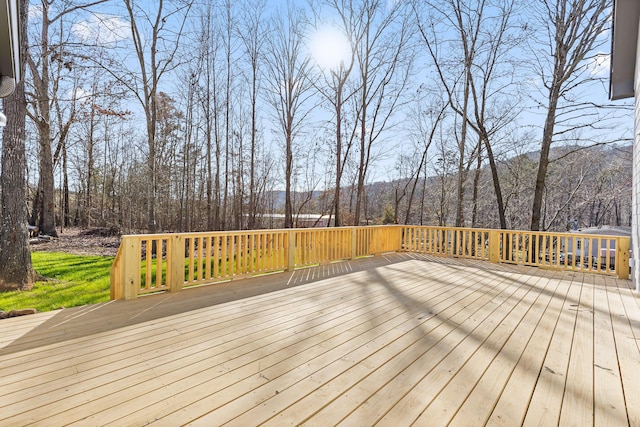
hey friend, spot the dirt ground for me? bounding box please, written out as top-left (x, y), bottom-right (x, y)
top-left (30, 227), bottom-right (121, 257)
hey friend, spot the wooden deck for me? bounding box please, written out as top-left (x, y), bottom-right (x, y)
top-left (1, 253), bottom-right (639, 426)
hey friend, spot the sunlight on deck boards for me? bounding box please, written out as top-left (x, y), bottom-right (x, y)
top-left (1, 253), bottom-right (639, 426)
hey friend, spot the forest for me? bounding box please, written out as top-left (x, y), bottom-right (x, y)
top-left (0, 0), bottom-right (632, 241)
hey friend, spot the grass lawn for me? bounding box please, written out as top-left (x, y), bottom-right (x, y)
top-left (0, 252), bottom-right (113, 313)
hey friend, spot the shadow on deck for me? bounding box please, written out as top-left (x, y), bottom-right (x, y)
top-left (0, 253), bottom-right (638, 426)
top-left (2, 253), bottom-right (518, 357)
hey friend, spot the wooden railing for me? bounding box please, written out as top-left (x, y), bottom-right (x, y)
top-left (111, 225), bottom-right (630, 300)
top-left (400, 227), bottom-right (630, 278)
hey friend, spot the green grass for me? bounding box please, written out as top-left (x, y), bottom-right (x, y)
top-left (0, 252), bottom-right (113, 313)
top-left (0, 251), bottom-right (290, 313)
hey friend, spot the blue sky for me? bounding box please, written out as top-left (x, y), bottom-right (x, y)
top-left (20, 0), bottom-right (635, 191)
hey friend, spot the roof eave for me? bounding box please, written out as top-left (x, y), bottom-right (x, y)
top-left (610, 0), bottom-right (640, 100)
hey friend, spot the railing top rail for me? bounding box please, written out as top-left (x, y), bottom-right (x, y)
top-left (118, 226), bottom-right (630, 241)
top-left (118, 224), bottom-right (403, 240)
top-left (495, 229), bottom-right (629, 241)
top-left (402, 226), bottom-right (628, 239)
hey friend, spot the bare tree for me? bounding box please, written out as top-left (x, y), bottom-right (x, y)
top-left (195, 3), bottom-right (222, 230)
top-left (177, 72), bottom-right (197, 231)
top-left (311, 2), bottom-right (358, 227)
top-left (467, 0), bottom-right (520, 229)
top-left (119, 0), bottom-right (192, 233)
top-left (237, 0), bottom-right (267, 229)
top-left (264, 5), bottom-right (316, 228)
top-left (414, 0), bottom-right (523, 229)
top-left (528, 0), bottom-right (611, 231)
top-left (413, 0), bottom-right (484, 228)
top-left (328, 0), bottom-right (413, 226)
top-left (433, 138), bottom-right (458, 226)
top-left (502, 150), bottom-right (537, 229)
top-left (25, 0), bottom-right (107, 236)
top-left (404, 96), bottom-right (447, 224)
top-left (220, 0), bottom-right (238, 230)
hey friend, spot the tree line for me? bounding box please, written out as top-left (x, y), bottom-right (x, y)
top-left (0, 0), bottom-right (631, 290)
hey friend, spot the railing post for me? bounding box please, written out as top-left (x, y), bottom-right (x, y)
top-left (169, 235), bottom-right (185, 292)
top-left (489, 230), bottom-right (501, 264)
top-left (397, 225), bottom-right (404, 252)
top-left (109, 255), bottom-right (121, 300)
top-left (351, 227), bottom-right (357, 260)
top-left (617, 237), bottom-right (630, 280)
top-left (121, 237), bottom-right (141, 300)
top-left (286, 230), bottom-right (296, 271)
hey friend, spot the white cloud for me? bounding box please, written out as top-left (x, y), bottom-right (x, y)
top-left (72, 87), bottom-right (91, 101)
top-left (587, 52), bottom-right (609, 77)
top-left (28, 3), bottom-right (42, 20)
top-left (72, 13), bottom-right (130, 45)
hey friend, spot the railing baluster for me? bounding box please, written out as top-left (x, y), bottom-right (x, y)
top-left (186, 238), bottom-right (193, 283)
top-left (145, 238), bottom-right (152, 290)
top-left (205, 236), bottom-right (211, 280)
top-left (156, 239), bottom-right (163, 288)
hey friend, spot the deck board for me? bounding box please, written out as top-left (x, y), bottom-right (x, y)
top-left (486, 270), bottom-right (570, 427)
top-left (374, 267), bottom-right (545, 426)
top-left (521, 270), bottom-right (582, 427)
top-left (558, 272), bottom-right (594, 426)
top-left (0, 253), bottom-right (638, 426)
top-left (255, 264), bottom-right (516, 427)
top-left (447, 270), bottom-right (563, 426)
top-left (592, 275), bottom-right (628, 427)
top-left (607, 276), bottom-right (640, 426)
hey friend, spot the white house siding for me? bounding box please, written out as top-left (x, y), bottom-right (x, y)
top-left (633, 23), bottom-right (640, 291)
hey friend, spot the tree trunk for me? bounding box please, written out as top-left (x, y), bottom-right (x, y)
top-left (222, 1), bottom-right (233, 230)
top-left (354, 77), bottom-right (367, 226)
top-left (214, 102), bottom-right (221, 230)
top-left (206, 110), bottom-right (213, 231)
top-left (0, 0), bottom-right (35, 291)
top-left (30, 176), bottom-right (41, 226)
top-left (483, 134), bottom-right (507, 229)
top-left (146, 109), bottom-right (158, 233)
top-left (62, 142), bottom-right (70, 228)
top-left (36, 119), bottom-right (58, 236)
top-left (334, 92), bottom-right (342, 228)
top-left (28, 0), bottom-right (57, 237)
top-left (455, 67), bottom-right (472, 228)
top-left (85, 106), bottom-right (96, 228)
top-left (248, 55), bottom-right (258, 230)
top-left (471, 138), bottom-right (481, 228)
top-left (285, 132), bottom-right (293, 228)
top-left (530, 89), bottom-right (558, 231)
